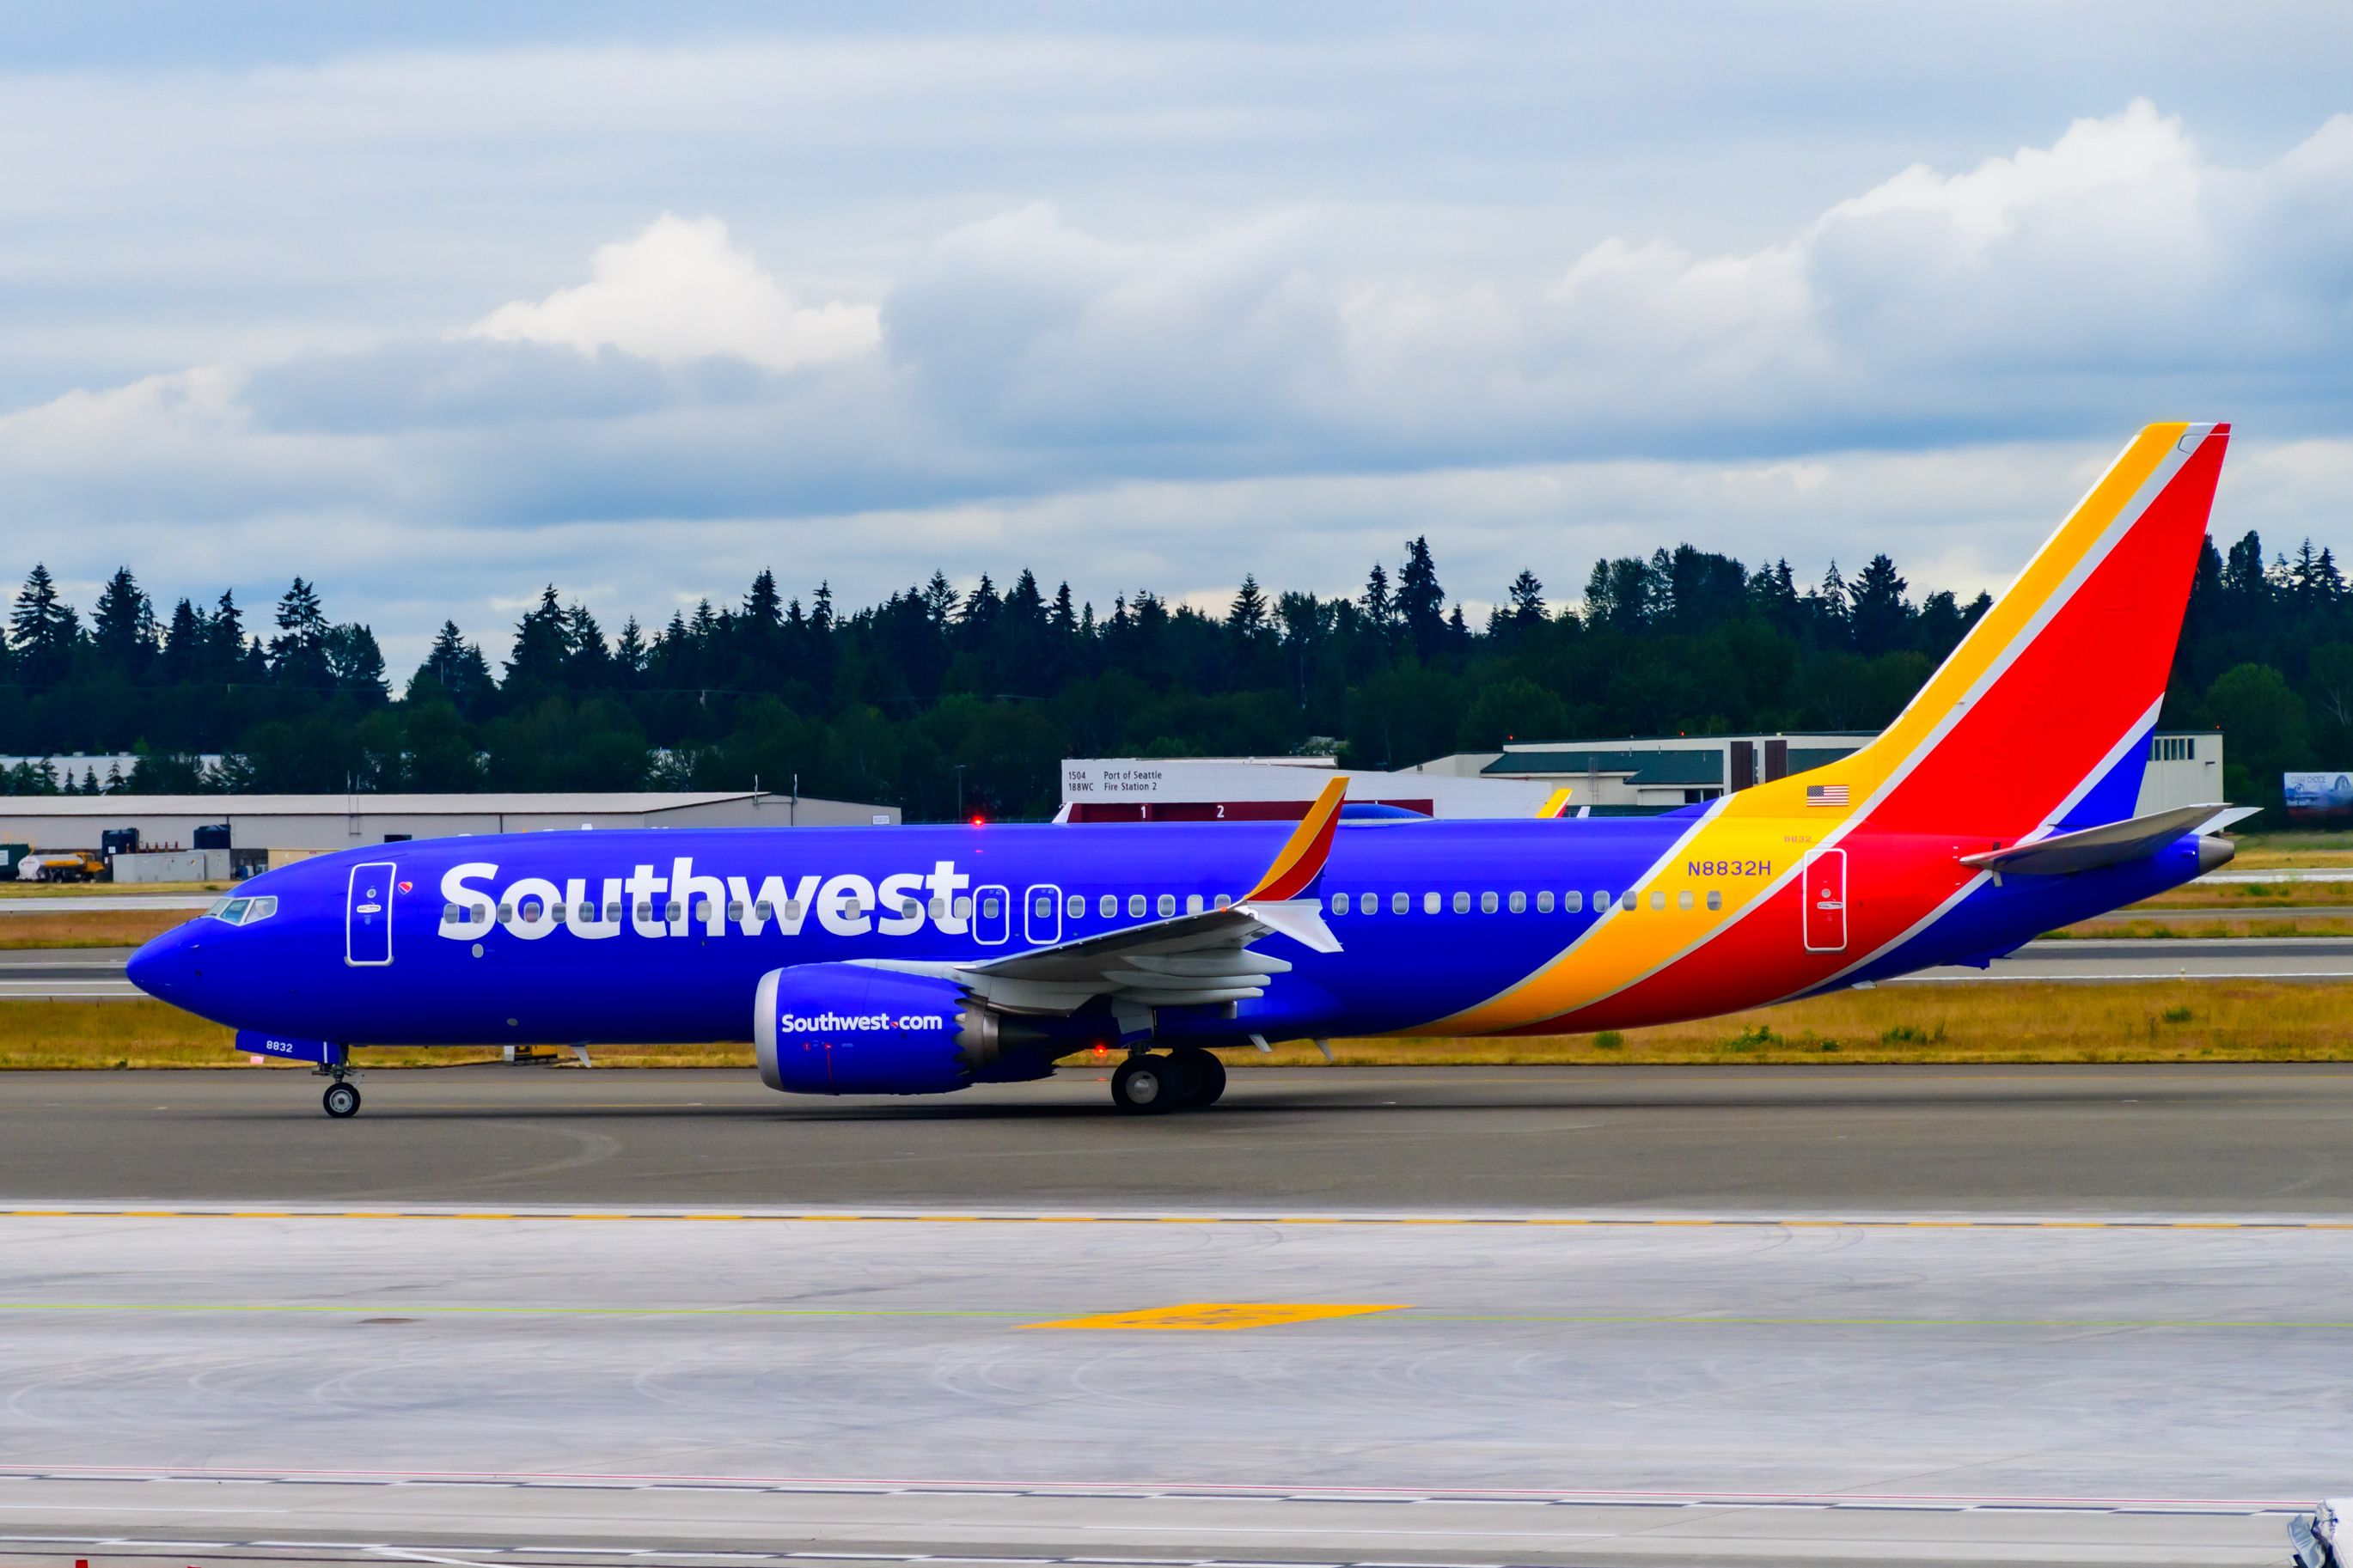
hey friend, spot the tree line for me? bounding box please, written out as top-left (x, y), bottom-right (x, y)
top-left (0, 532), bottom-right (2335, 819)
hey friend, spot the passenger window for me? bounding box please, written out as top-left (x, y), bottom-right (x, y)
top-left (1565, 891), bottom-right (1582, 912)
top-left (981, 896), bottom-right (999, 918)
top-left (1214, 894), bottom-right (1232, 910)
top-left (1158, 894), bottom-right (1176, 918)
top-left (605, 902), bottom-right (621, 921)
top-left (635, 901), bottom-right (652, 921)
top-left (1537, 891), bottom-right (1554, 913)
top-left (1678, 890), bottom-right (1694, 912)
top-left (953, 896), bottom-right (971, 920)
top-left (1066, 894), bottom-right (1085, 918)
top-left (497, 903), bottom-right (514, 921)
top-left (1480, 891), bottom-right (1499, 913)
top-left (1424, 891), bottom-right (1439, 914)
top-left (443, 902), bottom-right (461, 923)
top-left (1329, 892), bottom-right (1348, 915)
top-left (1034, 895), bottom-right (1052, 917)
top-left (1358, 891), bottom-right (1377, 914)
top-left (1508, 891), bottom-right (1526, 914)
top-left (1390, 891), bottom-right (1408, 913)
top-left (1452, 891), bottom-right (1470, 913)
top-left (1100, 893), bottom-right (1117, 918)
top-left (664, 901), bottom-right (682, 922)
top-left (579, 901), bottom-right (596, 921)
top-left (931, 900), bottom-right (947, 919)
top-left (755, 901), bottom-right (774, 920)
top-left (1128, 894), bottom-right (1146, 918)
top-left (784, 900), bottom-right (804, 921)
top-left (1618, 891), bottom-right (1635, 912)
top-left (900, 899), bottom-right (920, 918)
top-left (1594, 889), bottom-right (1610, 911)
top-left (1706, 889), bottom-right (1722, 911)
top-left (1649, 890), bottom-right (1665, 911)
top-left (1187, 894), bottom-right (1204, 915)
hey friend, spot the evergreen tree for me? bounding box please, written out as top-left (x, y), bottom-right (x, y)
top-left (325, 624), bottom-right (389, 702)
top-left (1847, 554), bottom-right (1912, 655)
top-left (1228, 574), bottom-right (1269, 637)
top-left (9, 564), bottom-right (79, 684)
top-left (90, 566), bottom-right (155, 673)
top-left (504, 586), bottom-right (571, 691)
top-left (270, 578), bottom-right (332, 687)
top-left (1506, 569), bottom-right (1546, 627)
top-left (1397, 537), bottom-right (1446, 657)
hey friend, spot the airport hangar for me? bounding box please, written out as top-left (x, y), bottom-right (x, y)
top-left (0, 789), bottom-right (897, 872)
top-left (0, 728), bottom-right (2221, 861)
top-left (1061, 728), bottom-right (2225, 820)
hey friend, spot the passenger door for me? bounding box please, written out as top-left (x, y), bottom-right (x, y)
top-left (1801, 848), bottom-right (1848, 953)
top-left (345, 860), bottom-right (398, 967)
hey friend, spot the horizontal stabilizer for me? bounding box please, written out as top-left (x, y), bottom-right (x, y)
top-left (1958, 803), bottom-right (2247, 876)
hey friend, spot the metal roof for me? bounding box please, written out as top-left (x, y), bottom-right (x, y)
top-left (0, 792), bottom-right (779, 815)
top-left (1482, 750), bottom-right (1727, 786)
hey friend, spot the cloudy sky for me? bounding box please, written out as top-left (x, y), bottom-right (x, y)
top-left (4, 2), bottom-right (2350, 670)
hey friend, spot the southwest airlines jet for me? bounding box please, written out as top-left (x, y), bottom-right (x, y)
top-left (130, 424), bottom-right (2243, 1119)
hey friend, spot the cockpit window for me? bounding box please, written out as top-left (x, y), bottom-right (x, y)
top-left (209, 895), bottom-right (277, 926)
top-left (217, 898), bottom-right (251, 924)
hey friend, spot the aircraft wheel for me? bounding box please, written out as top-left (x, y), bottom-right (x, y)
top-left (1169, 1047), bottom-right (1225, 1107)
top-left (322, 1081), bottom-right (361, 1119)
top-left (1111, 1056), bottom-right (1176, 1115)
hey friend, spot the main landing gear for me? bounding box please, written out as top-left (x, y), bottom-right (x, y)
top-left (1110, 1046), bottom-right (1227, 1115)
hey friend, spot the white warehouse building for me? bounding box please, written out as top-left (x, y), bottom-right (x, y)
top-left (0, 790), bottom-right (898, 867)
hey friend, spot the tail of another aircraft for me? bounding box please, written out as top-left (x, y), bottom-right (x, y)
top-left (1774, 423), bottom-right (2231, 840)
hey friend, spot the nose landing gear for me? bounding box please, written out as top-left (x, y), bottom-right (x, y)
top-left (321, 1078), bottom-right (362, 1119)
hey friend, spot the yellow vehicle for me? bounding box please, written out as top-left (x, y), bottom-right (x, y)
top-left (20, 850), bottom-right (107, 883)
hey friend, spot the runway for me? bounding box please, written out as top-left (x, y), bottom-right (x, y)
top-left (0, 1206), bottom-right (2334, 1565)
top-left (10, 1062), bottom-right (2353, 1214)
top-left (21, 934), bottom-right (2353, 1003)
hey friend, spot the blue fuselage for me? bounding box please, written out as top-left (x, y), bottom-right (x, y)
top-left (126, 817), bottom-right (2205, 1050)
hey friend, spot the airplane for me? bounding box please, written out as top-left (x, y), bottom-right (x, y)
top-left (129, 422), bottom-right (2245, 1119)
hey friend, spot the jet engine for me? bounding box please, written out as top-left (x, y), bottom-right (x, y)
top-left (754, 963), bottom-right (1050, 1095)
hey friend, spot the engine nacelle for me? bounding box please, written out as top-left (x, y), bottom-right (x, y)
top-left (755, 964), bottom-right (1025, 1095)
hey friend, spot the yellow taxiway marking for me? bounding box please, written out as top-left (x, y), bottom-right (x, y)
top-left (1026, 1302), bottom-right (1407, 1332)
top-left (0, 1302), bottom-right (2347, 1331)
top-left (8, 1209), bottom-right (2352, 1232)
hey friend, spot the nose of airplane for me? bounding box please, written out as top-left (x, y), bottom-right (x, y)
top-left (125, 919), bottom-right (202, 1003)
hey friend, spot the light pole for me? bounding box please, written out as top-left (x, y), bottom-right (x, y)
top-left (952, 764), bottom-right (967, 822)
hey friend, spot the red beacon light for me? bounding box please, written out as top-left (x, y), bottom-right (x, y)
top-left (969, 815), bottom-right (986, 827)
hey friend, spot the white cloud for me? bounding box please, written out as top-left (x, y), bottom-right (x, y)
top-left (4, 83), bottom-right (2353, 671)
top-left (468, 214), bottom-right (879, 373)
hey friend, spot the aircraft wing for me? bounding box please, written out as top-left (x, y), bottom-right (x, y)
top-left (853, 776), bottom-right (1348, 1016)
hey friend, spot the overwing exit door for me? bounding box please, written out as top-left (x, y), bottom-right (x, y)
top-left (1801, 848), bottom-right (1848, 953)
top-left (345, 860), bottom-right (397, 967)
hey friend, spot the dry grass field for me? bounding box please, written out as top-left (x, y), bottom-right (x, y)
top-left (9, 980), bottom-right (2348, 1071)
top-left (0, 910), bottom-right (189, 949)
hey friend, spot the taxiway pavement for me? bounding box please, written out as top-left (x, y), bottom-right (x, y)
top-left (0, 1206), bottom-right (2334, 1566)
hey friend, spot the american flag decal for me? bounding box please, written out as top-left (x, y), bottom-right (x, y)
top-left (1806, 784), bottom-right (1850, 808)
